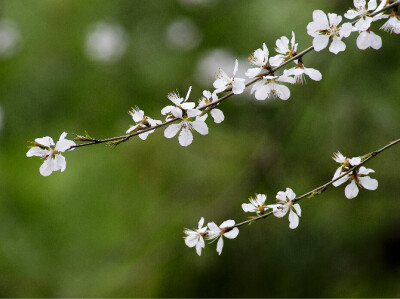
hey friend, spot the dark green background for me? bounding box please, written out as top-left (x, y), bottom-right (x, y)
top-left (0, 0), bottom-right (399, 297)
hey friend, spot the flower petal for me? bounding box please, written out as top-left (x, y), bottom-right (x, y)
top-left (359, 176), bottom-right (378, 190)
top-left (210, 108), bottom-right (225, 124)
top-left (54, 154), bottom-right (66, 172)
top-left (224, 227), bottom-right (239, 239)
top-left (293, 203), bottom-right (301, 216)
top-left (304, 67), bottom-right (322, 81)
top-left (178, 127), bottom-right (193, 147)
top-left (313, 35), bottom-right (330, 52)
top-left (288, 209), bottom-right (299, 229)
top-left (220, 220), bottom-right (235, 228)
top-left (345, 180), bottom-right (359, 199)
top-left (207, 222), bottom-right (220, 232)
top-left (26, 147), bottom-right (47, 157)
top-left (216, 237), bottom-right (224, 255)
top-left (35, 136), bottom-right (54, 148)
top-left (39, 158), bottom-right (55, 176)
top-left (232, 79), bottom-right (245, 95)
top-left (329, 37), bottom-right (346, 54)
top-left (242, 203), bottom-right (257, 212)
top-left (164, 123), bottom-right (181, 138)
top-left (191, 119), bottom-right (208, 135)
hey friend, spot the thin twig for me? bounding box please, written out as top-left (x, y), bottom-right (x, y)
top-left (232, 137), bottom-right (400, 229)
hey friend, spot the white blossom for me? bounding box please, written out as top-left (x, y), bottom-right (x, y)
top-left (213, 59), bottom-right (246, 94)
top-left (126, 107), bottom-right (162, 140)
top-left (164, 114), bottom-right (208, 147)
top-left (242, 194), bottom-right (269, 215)
top-left (380, 13), bottom-right (400, 34)
top-left (307, 10), bottom-right (353, 54)
top-left (162, 87), bottom-right (208, 146)
top-left (26, 132), bottom-right (76, 176)
top-left (245, 43), bottom-right (271, 78)
top-left (206, 220), bottom-right (239, 255)
top-left (283, 61), bottom-right (322, 85)
top-left (332, 152), bottom-right (378, 199)
top-left (269, 31), bottom-right (298, 67)
top-left (267, 188), bottom-right (301, 229)
top-left (250, 74), bottom-right (295, 101)
top-left (198, 90), bottom-right (224, 123)
top-left (161, 86), bottom-right (200, 119)
top-left (344, 0), bottom-right (378, 31)
top-left (184, 217), bottom-right (207, 256)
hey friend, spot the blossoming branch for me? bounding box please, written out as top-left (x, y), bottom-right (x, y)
top-left (184, 138), bottom-right (400, 256)
top-left (25, 0), bottom-right (400, 256)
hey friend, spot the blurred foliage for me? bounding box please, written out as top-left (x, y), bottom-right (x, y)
top-left (0, 0), bottom-right (399, 297)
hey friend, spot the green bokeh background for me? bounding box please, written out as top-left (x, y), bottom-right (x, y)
top-left (0, 0), bottom-right (399, 297)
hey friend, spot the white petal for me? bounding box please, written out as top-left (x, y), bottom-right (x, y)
top-left (276, 191), bottom-right (286, 202)
top-left (275, 84), bottom-right (291, 100)
top-left (288, 209), bottom-right (299, 229)
top-left (328, 13), bottom-right (342, 27)
top-left (232, 79), bottom-right (245, 95)
top-left (358, 166), bottom-right (375, 175)
top-left (357, 31), bottom-right (371, 50)
top-left (313, 10), bottom-right (329, 28)
top-left (269, 55), bottom-right (285, 67)
top-left (39, 159), bottom-right (55, 176)
top-left (220, 220), bottom-right (235, 228)
top-left (233, 59), bottom-right (239, 76)
top-left (55, 138), bottom-right (76, 152)
top-left (313, 35), bottom-right (330, 52)
top-left (359, 176), bottom-right (378, 190)
top-left (273, 207), bottom-right (288, 218)
top-left (345, 180), bottom-right (359, 199)
top-left (304, 67), bottom-right (322, 81)
top-left (26, 147), bottom-right (47, 157)
top-left (370, 32), bottom-right (382, 49)
top-left (171, 107), bottom-right (183, 119)
top-left (185, 234), bottom-right (198, 248)
top-left (198, 217), bottom-right (204, 229)
top-left (195, 239), bottom-right (204, 256)
top-left (367, 0), bottom-right (377, 11)
top-left (181, 102), bottom-right (196, 110)
top-left (216, 237), bottom-right (224, 255)
top-left (213, 78), bottom-right (228, 92)
top-left (245, 67), bottom-right (262, 78)
top-left (254, 84), bottom-right (270, 101)
top-left (256, 194), bottom-right (266, 205)
top-left (35, 136), bottom-right (54, 148)
top-left (178, 127), bottom-right (193, 147)
top-left (344, 9), bottom-right (359, 19)
top-left (356, 17), bottom-right (373, 31)
top-left (207, 222), bottom-right (220, 232)
top-left (275, 36), bottom-right (289, 53)
top-left (138, 131), bottom-right (150, 140)
top-left (242, 203), bottom-right (257, 212)
top-left (224, 227), bottom-right (239, 239)
top-left (293, 203), bottom-right (301, 216)
top-left (164, 123), bottom-right (181, 138)
top-left (191, 120), bottom-right (208, 135)
top-left (210, 108), bottom-right (224, 123)
top-left (286, 188), bottom-right (296, 200)
top-left (185, 86), bottom-right (192, 102)
top-left (329, 37), bottom-right (346, 54)
top-left (161, 105), bottom-right (174, 115)
top-left (54, 154), bottom-right (66, 172)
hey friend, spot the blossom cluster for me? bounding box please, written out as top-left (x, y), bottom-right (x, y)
top-left (184, 188), bottom-right (301, 256)
top-left (26, 0), bottom-right (399, 176)
top-left (185, 149), bottom-right (380, 256)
